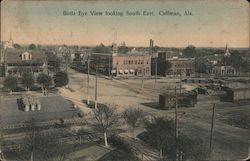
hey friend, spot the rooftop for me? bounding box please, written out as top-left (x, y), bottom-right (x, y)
top-left (4, 48), bottom-right (46, 65)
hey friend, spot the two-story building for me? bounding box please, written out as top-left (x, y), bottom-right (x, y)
top-left (90, 43), bottom-right (151, 77)
top-left (3, 49), bottom-right (47, 77)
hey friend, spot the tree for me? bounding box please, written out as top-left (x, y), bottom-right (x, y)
top-left (138, 117), bottom-right (209, 160)
top-left (21, 72), bottom-right (34, 93)
top-left (183, 45), bottom-right (196, 58)
top-left (24, 118), bottom-right (66, 161)
top-left (194, 57), bottom-right (210, 73)
top-left (94, 104), bottom-right (118, 147)
top-left (93, 43), bottom-right (111, 53)
top-left (142, 118), bottom-right (175, 159)
top-left (118, 42), bottom-right (129, 54)
top-left (28, 44), bottom-right (37, 50)
top-left (54, 71), bottom-right (69, 87)
top-left (13, 43), bottom-right (21, 49)
top-left (37, 73), bottom-right (52, 95)
top-left (25, 118), bottom-right (40, 161)
top-left (157, 59), bottom-right (172, 76)
top-left (122, 108), bottom-right (144, 138)
top-left (223, 50), bottom-right (242, 69)
top-left (45, 52), bottom-right (61, 72)
top-left (3, 76), bottom-right (18, 95)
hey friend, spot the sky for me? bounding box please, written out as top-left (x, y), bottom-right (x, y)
top-left (1, 0), bottom-right (249, 47)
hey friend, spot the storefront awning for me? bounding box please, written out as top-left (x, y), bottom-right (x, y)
top-left (124, 69), bottom-right (129, 74)
top-left (111, 69), bottom-right (116, 73)
top-left (130, 69), bottom-right (135, 73)
top-left (119, 70), bottom-right (124, 74)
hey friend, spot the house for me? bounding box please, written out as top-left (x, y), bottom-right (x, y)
top-left (3, 49), bottom-right (47, 77)
top-left (208, 65), bottom-right (239, 76)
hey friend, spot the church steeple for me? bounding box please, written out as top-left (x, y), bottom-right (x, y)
top-left (224, 44), bottom-right (231, 57)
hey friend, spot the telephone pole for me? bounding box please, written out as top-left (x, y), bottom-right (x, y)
top-left (141, 54), bottom-right (145, 89)
top-left (94, 66), bottom-right (98, 110)
top-left (179, 72), bottom-right (182, 94)
top-left (209, 103), bottom-right (216, 160)
top-left (175, 86), bottom-right (179, 161)
top-left (87, 55), bottom-right (90, 105)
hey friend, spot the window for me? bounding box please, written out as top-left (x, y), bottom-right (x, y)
top-left (129, 60), bottom-right (130, 64)
top-left (116, 61), bottom-right (119, 65)
top-left (135, 60), bottom-right (137, 64)
top-left (131, 60), bottom-right (133, 64)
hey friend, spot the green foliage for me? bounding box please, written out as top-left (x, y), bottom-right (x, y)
top-left (93, 43), bottom-right (111, 53)
top-left (100, 135), bottom-right (138, 161)
top-left (3, 76), bottom-right (18, 91)
top-left (13, 43), bottom-right (21, 49)
top-left (157, 59), bottom-right (172, 76)
top-left (24, 118), bottom-right (66, 161)
top-left (143, 118), bottom-right (175, 150)
top-left (37, 73), bottom-right (52, 88)
top-left (138, 117), bottom-right (209, 160)
top-left (109, 135), bottom-right (133, 153)
top-left (183, 45), bottom-right (196, 58)
top-left (194, 57), bottom-right (211, 73)
top-left (28, 44), bottom-right (37, 50)
top-left (54, 71), bottom-right (69, 87)
top-left (118, 43), bottom-right (129, 54)
top-left (21, 72), bottom-right (34, 88)
top-left (223, 50), bottom-right (242, 69)
top-left (46, 52), bottom-right (61, 71)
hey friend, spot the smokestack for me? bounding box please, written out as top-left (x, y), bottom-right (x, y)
top-left (150, 39), bottom-right (154, 55)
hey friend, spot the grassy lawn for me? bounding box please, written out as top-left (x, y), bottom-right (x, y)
top-left (3, 142), bottom-right (112, 161)
top-left (67, 143), bottom-right (112, 161)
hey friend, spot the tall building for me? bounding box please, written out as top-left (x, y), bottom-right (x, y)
top-left (90, 43), bottom-right (151, 77)
top-left (166, 57), bottom-right (195, 76)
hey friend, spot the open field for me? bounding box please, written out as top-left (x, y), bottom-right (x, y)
top-left (58, 69), bottom-right (249, 160)
top-left (0, 95), bottom-right (79, 125)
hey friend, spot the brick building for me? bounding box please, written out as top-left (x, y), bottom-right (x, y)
top-left (156, 51), bottom-right (194, 76)
top-left (90, 43), bottom-right (151, 77)
top-left (166, 57), bottom-right (194, 76)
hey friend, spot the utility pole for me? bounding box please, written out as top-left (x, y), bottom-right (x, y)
top-left (209, 103), bottom-right (216, 160)
top-left (175, 86), bottom-right (179, 161)
top-left (94, 66), bottom-right (98, 110)
top-left (87, 55), bottom-right (90, 105)
top-left (108, 55), bottom-right (111, 79)
top-left (179, 72), bottom-right (182, 94)
top-left (141, 54), bottom-right (145, 89)
top-left (155, 59), bottom-right (157, 85)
